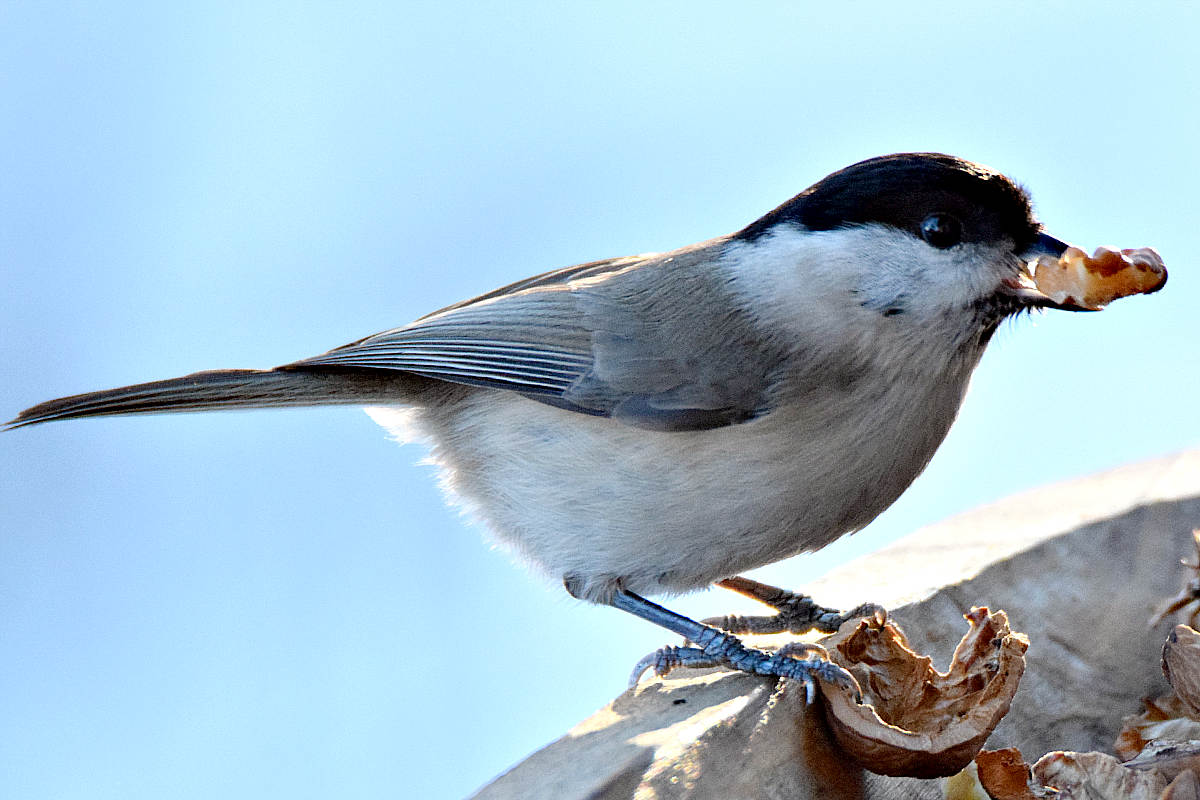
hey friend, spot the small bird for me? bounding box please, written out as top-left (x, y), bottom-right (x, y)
top-left (9, 153), bottom-right (1107, 691)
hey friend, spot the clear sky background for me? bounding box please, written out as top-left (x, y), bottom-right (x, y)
top-left (2, 3), bottom-right (1198, 799)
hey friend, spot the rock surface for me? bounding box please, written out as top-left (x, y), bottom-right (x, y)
top-left (473, 450), bottom-right (1200, 800)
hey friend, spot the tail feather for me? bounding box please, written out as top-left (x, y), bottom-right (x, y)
top-left (7, 367), bottom-right (419, 429)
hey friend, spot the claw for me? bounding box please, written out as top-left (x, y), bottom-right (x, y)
top-left (628, 637), bottom-right (862, 703)
top-left (629, 644), bottom-right (726, 687)
top-left (707, 576), bottom-right (884, 635)
top-left (628, 654), bottom-right (656, 687)
top-left (775, 641), bottom-right (829, 661)
top-left (612, 588), bottom-right (863, 703)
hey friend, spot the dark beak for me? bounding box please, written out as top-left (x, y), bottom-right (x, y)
top-left (1000, 231), bottom-right (1095, 312)
top-left (1026, 231), bottom-right (1070, 260)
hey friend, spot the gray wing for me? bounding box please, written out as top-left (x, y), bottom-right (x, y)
top-left (289, 244), bottom-right (785, 431)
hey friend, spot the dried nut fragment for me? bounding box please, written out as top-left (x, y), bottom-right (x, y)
top-left (1033, 245), bottom-right (1167, 309)
top-left (1033, 750), bottom-right (1169, 798)
top-left (816, 607), bottom-right (1028, 778)
top-left (975, 748), bottom-right (1043, 799)
top-left (1164, 626), bottom-right (1200, 719)
top-left (1151, 531), bottom-right (1200, 628)
top-left (1163, 769), bottom-right (1200, 800)
top-left (1116, 694), bottom-right (1200, 761)
top-left (1124, 740), bottom-right (1200, 784)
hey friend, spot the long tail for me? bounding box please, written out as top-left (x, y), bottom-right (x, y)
top-left (7, 367), bottom-right (420, 429)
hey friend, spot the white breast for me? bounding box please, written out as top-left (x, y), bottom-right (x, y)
top-left (368, 337), bottom-right (979, 603)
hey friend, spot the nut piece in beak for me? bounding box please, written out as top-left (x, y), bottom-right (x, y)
top-left (1032, 246), bottom-right (1167, 310)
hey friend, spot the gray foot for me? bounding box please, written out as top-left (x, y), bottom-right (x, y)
top-left (613, 589), bottom-right (861, 703)
top-left (703, 575), bottom-right (884, 635)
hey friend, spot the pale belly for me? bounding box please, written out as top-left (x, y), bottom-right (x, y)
top-left (371, 362), bottom-right (973, 602)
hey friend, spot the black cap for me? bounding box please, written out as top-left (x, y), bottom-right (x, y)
top-left (735, 153), bottom-right (1041, 254)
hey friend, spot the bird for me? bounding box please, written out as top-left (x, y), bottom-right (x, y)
top-left (8, 152), bottom-right (1100, 692)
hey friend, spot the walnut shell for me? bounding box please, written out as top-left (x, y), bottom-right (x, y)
top-left (1032, 245), bottom-right (1166, 310)
top-left (1124, 740), bottom-right (1200, 784)
top-left (1033, 750), bottom-right (1170, 798)
top-left (975, 748), bottom-right (1042, 799)
top-left (816, 607), bottom-right (1028, 778)
top-left (977, 747), bottom-right (1200, 799)
top-left (1150, 531), bottom-right (1200, 629)
top-left (1163, 770), bottom-right (1200, 800)
top-left (1164, 625), bottom-right (1200, 719)
top-left (1116, 694), bottom-right (1200, 761)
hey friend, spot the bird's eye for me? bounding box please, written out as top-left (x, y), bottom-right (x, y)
top-left (920, 213), bottom-right (962, 249)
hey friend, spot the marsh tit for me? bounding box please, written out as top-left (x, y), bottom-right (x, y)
top-left (10, 153), bottom-right (1099, 690)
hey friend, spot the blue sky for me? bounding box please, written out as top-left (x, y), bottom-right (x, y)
top-left (3, 3), bottom-right (1198, 798)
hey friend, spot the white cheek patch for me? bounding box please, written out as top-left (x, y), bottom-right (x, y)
top-left (721, 224), bottom-right (925, 341)
top-left (721, 223), bottom-right (1014, 331)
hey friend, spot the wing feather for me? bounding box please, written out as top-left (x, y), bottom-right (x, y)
top-left (287, 242), bottom-right (785, 430)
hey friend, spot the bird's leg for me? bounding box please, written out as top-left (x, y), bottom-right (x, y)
top-left (613, 589), bottom-right (861, 703)
top-left (702, 575), bottom-right (883, 635)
